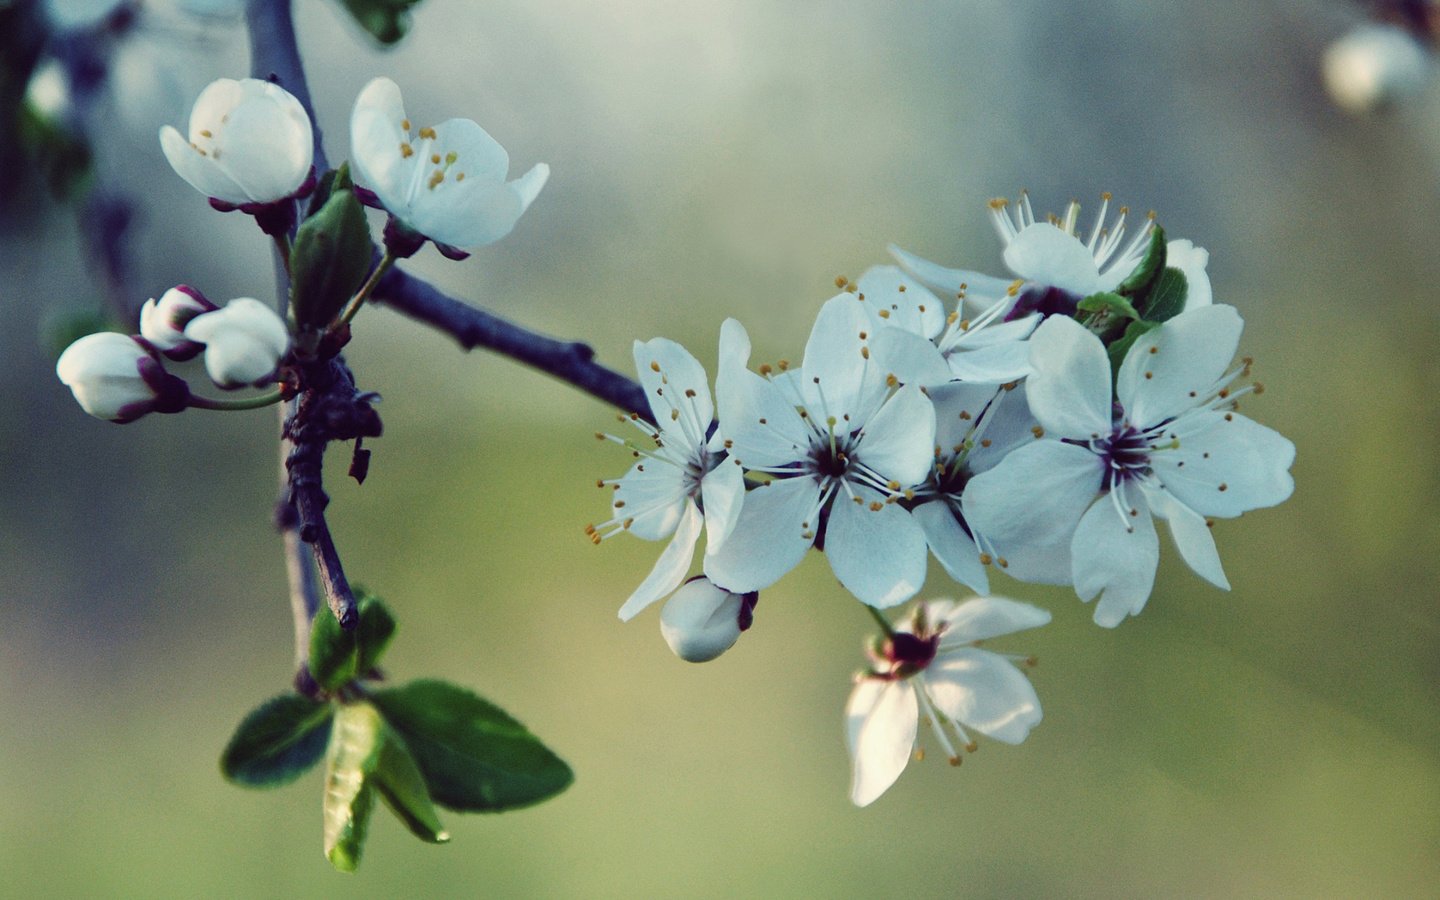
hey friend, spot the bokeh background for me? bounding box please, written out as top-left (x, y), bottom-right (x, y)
top-left (3, 0), bottom-right (1439, 895)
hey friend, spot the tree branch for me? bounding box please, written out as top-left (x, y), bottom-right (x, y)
top-left (373, 267), bottom-right (652, 421)
top-left (245, 0), bottom-right (327, 172)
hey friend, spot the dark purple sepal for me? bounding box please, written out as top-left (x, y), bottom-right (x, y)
top-left (209, 196), bottom-right (299, 238)
top-left (353, 185), bottom-right (382, 209)
top-left (292, 167), bottom-right (318, 201)
top-left (1005, 284), bottom-right (1080, 322)
top-left (160, 342), bottom-right (205, 363)
top-left (132, 343), bottom-right (191, 415)
top-left (434, 242), bottom-right (471, 262)
top-left (737, 592), bottom-right (760, 631)
top-left (382, 215), bottom-right (427, 259)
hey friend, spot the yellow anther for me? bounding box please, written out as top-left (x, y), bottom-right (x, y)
top-left (431, 153), bottom-right (441, 164)
top-left (400, 142), bottom-right (414, 158)
top-left (401, 119), bottom-right (411, 131)
top-left (777, 359), bottom-right (790, 371)
top-left (428, 170), bottom-right (444, 189)
top-left (650, 361), bottom-right (661, 372)
top-left (886, 374), bottom-right (898, 387)
top-left (835, 275), bottom-right (849, 288)
top-left (988, 197), bottom-right (1009, 210)
top-left (445, 151), bottom-right (458, 164)
top-left (670, 409), bottom-right (679, 421)
top-left (887, 480), bottom-right (900, 490)
top-left (980, 439), bottom-right (992, 448)
top-left (897, 284), bottom-right (907, 293)
top-left (948, 756), bottom-right (962, 767)
top-left (455, 173), bottom-right (465, 181)
top-left (878, 309), bottom-right (890, 319)
top-left (979, 553), bottom-right (993, 565)
top-left (997, 557), bottom-right (1008, 568)
top-left (418, 126), bottom-right (436, 139)
top-left (1031, 426), bottom-right (1045, 439)
top-left (959, 410), bottom-right (972, 420)
top-left (869, 501), bottom-right (883, 512)
top-left (199, 129), bottom-right (212, 138)
top-left (684, 388), bottom-right (696, 398)
top-left (861, 347), bottom-right (870, 359)
top-left (1148, 345), bottom-right (1159, 354)
top-left (758, 363), bottom-right (773, 375)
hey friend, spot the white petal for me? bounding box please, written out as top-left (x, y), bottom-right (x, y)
top-left (1071, 493), bottom-right (1159, 627)
top-left (1024, 315), bottom-right (1113, 439)
top-left (800, 293), bottom-right (873, 423)
top-left (510, 162), bottom-right (549, 212)
top-left (912, 501), bottom-right (988, 595)
top-left (960, 383), bottom-right (1038, 474)
top-left (996, 538), bottom-right (1074, 586)
top-left (854, 384), bottom-right (935, 487)
top-left (944, 339), bottom-right (1033, 383)
top-left (1003, 223), bottom-right (1103, 295)
top-left (714, 333), bottom-right (811, 471)
top-left (1165, 240), bottom-right (1212, 309)
top-left (825, 485), bottom-right (928, 608)
top-left (929, 382), bottom-right (1005, 456)
top-left (856, 265), bottom-right (944, 339)
top-left (211, 82), bottom-right (311, 202)
top-left (703, 476), bottom-right (817, 593)
top-left (408, 176), bottom-right (523, 249)
top-left (700, 455), bottom-right (745, 551)
top-left (1117, 304), bottom-right (1243, 427)
top-left (633, 336), bottom-right (714, 438)
top-left (868, 327), bottom-right (953, 387)
top-left (1151, 410), bottom-right (1295, 518)
top-left (846, 679), bottom-right (918, 807)
top-left (349, 77), bottom-right (412, 208)
top-left (159, 124), bottom-right (247, 203)
top-left (962, 440), bottom-right (1100, 548)
top-left (1142, 483), bottom-right (1229, 590)
top-left (925, 649), bottom-right (1042, 744)
top-left (618, 501), bottom-right (704, 621)
top-left (658, 578), bottom-right (743, 662)
top-left (610, 462), bottom-right (687, 541)
top-left (938, 596), bottom-right (1052, 643)
top-left (888, 244), bottom-right (1015, 304)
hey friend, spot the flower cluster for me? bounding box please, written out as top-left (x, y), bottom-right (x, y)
top-left (595, 191), bottom-right (1295, 803)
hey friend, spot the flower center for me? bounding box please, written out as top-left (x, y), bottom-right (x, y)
top-left (1097, 422), bottom-right (1151, 489)
top-left (883, 631), bottom-right (939, 679)
top-left (1005, 284), bottom-right (1080, 322)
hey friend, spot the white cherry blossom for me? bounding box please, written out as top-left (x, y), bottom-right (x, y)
top-left (591, 338), bottom-right (744, 621)
top-left (705, 294), bottom-right (936, 608)
top-left (183, 297), bottom-right (290, 389)
top-left (349, 77), bottom-right (549, 254)
top-left (846, 596), bottom-right (1048, 807)
top-left (658, 577), bottom-right (757, 663)
top-left (56, 332), bottom-right (190, 423)
top-left (962, 307), bottom-right (1295, 627)
top-left (159, 78), bottom-right (313, 206)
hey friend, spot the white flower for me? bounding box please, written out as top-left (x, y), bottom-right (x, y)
top-left (705, 293), bottom-right (936, 608)
top-left (1323, 24), bottom-right (1432, 114)
top-left (56, 332), bottom-right (190, 423)
top-left (963, 308), bottom-right (1295, 627)
top-left (139, 285), bottom-right (218, 360)
top-left (891, 191), bottom-right (1213, 316)
top-left (591, 337), bottom-right (745, 621)
top-left (857, 265), bottom-right (1035, 386)
top-left (159, 78), bottom-right (314, 206)
top-left (658, 577), bottom-right (757, 663)
top-left (349, 77), bottom-right (549, 253)
top-left (846, 596), bottom-right (1049, 807)
top-left (183, 297), bottom-right (290, 389)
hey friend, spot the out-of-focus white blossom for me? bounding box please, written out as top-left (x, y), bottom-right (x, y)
top-left (1323, 24), bottom-right (1432, 114)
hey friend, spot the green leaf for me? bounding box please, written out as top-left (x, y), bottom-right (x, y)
top-left (1076, 291), bottom-right (1139, 321)
top-left (1116, 224), bottom-right (1166, 299)
top-left (1107, 318), bottom-right (1162, 376)
top-left (1141, 267), bottom-right (1188, 323)
top-left (305, 164), bottom-right (352, 219)
top-left (374, 726), bottom-right (449, 844)
top-left (44, 309), bottom-right (118, 359)
top-left (309, 607), bottom-right (359, 692)
top-left (290, 164), bottom-right (375, 330)
top-left (371, 680), bottom-right (573, 812)
top-left (323, 703), bottom-right (384, 872)
top-left (355, 591), bottom-right (398, 675)
top-left (336, 0), bottom-right (426, 44)
top-left (221, 694), bottom-right (334, 788)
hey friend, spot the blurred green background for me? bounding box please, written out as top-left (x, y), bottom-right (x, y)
top-left (3, 0), bottom-right (1439, 895)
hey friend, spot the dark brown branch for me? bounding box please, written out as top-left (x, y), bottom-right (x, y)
top-left (373, 267), bottom-right (652, 422)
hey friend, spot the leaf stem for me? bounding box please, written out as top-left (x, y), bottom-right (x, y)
top-left (336, 251), bottom-right (395, 328)
top-left (188, 389), bottom-right (286, 411)
top-left (866, 604), bottom-right (897, 640)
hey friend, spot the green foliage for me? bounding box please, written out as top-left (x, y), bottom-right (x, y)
top-left (1077, 291), bottom-right (1139, 322)
top-left (355, 591), bottom-right (398, 675)
top-left (372, 680), bottom-right (574, 812)
top-left (1141, 267), bottom-right (1188, 323)
top-left (309, 606), bottom-right (359, 692)
top-left (1107, 318), bottom-right (1161, 375)
top-left (290, 163), bottom-right (375, 331)
top-left (43, 309), bottom-right (118, 359)
top-left (374, 725), bottom-right (449, 843)
top-left (336, 0), bottom-right (426, 44)
top-left (323, 703), bottom-right (383, 872)
top-left (221, 694), bottom-right (334, 788)
top-left (1116, 224), bottom-right (1166, 298)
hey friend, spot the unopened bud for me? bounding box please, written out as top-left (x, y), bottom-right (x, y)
top-left (183, 297), bottom-right (291, 388)
top-left (659, 577), bottom-right (755, 663)
top-left (56, 332), bottom-right (190, 423)
top-left (139, 285), bottom-right (218, 360)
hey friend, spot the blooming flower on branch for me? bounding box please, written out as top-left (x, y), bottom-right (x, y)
top-left (183, 297), bottom-right (291, 389)
top-left (590, 337), bottom-right (745, 621)
top-left (56, 332), bottom-right (190, 423)
top-left (349, 77), bottom-right (549, 257)
top-left (139, 285), bottom-right (217, 361)
top-left (962, 307), bottom-right (1295, 627)
top-left (657, 576), bottom-right (758, 663)
top-left (705, 294), bottom-right (936, 608)
top-left (159, 78), bottom-right (314, 208)
top-left (846, 596), bottom-right (1049, 807)
top-left (891, 191), bottom-right (1213, 318)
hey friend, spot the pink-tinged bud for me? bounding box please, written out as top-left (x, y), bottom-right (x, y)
top-left (183, 297), bottom-right (291, 389)
top-left (659, 577), bottom-right (757, 663)
top-left (56, 333), bottom-right (190, 423)
top-left (139, 285), bottom-right (218, 361)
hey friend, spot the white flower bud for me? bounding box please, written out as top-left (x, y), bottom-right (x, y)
top-left (183, 297), bottom-right (290, 389)
top-left (1323, 24), bottom-right (1431, 114)
top-left (139, 285), bottom-right (218, 360)
top-left (56, 332), bottom-right (190, 423)
top-left (159, 78), bottom-right (314, 206)
top-left (659, 577), bottom-right (756, 663)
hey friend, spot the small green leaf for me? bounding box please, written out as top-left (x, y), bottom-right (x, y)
top-left (305, 164), bottom-right (352, 219)
top-left (336, 0), bottom-right (426, 44)
top-left (44, 309), bottom-right (119, 359)
top-left (1141, 267), bottom-right (1188, 323)
top-left (221, 694), bottom-right (334, 788)
top-left (375, 726), bottom-right (449, 844)
top-left (1107, 318), bottom-right (1162, 375)
top-left (1116, 224), bottom-right (1166, 299)
top-left (290, 165), bottom-right (375, 330)
top-left (309, 607), bottom-right (358, 692)
top-left (371, 680), bottom-right (573, 812)
top-left (1076, 291), bottom-right (1139, 321)
top-left (323, 703), bottom-right (384, 872)
top-left (355, 591), bottom-right (398, 675)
